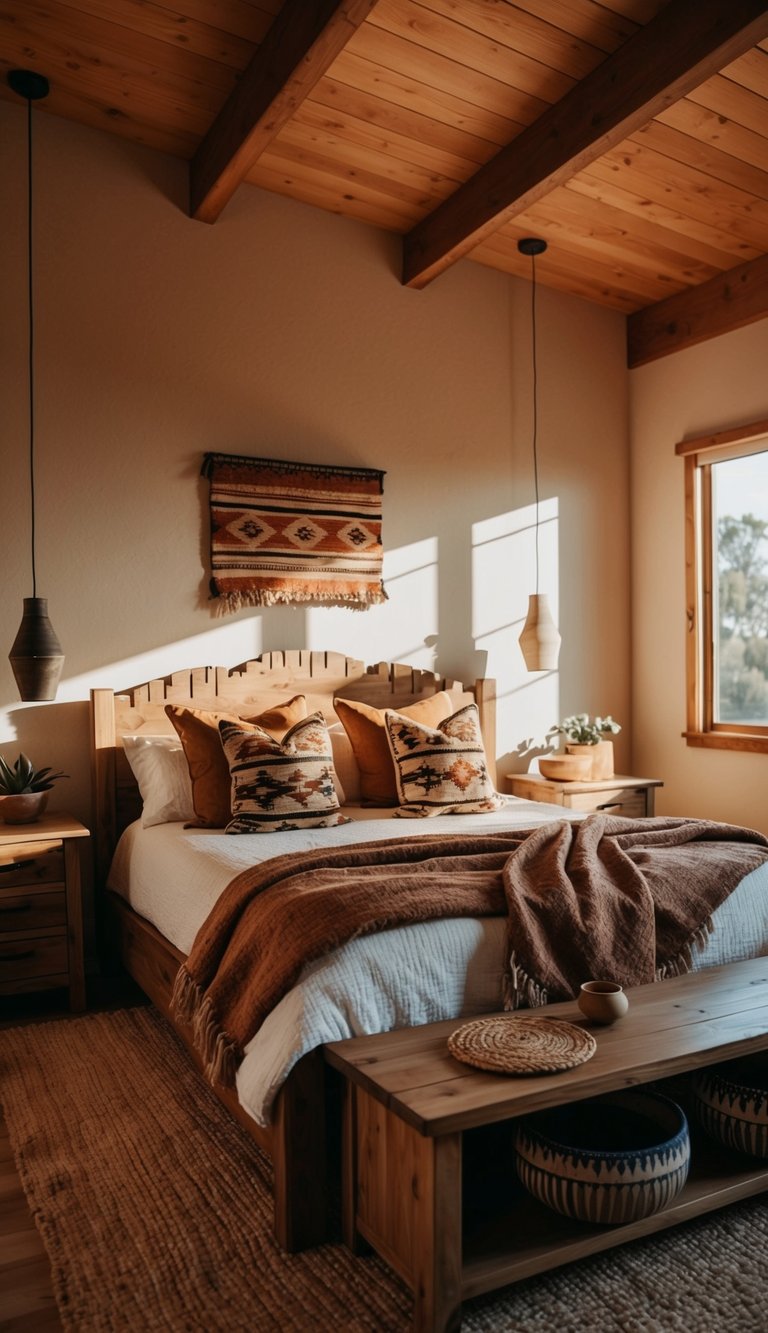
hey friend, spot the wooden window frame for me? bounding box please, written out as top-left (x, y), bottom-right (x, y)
top-left (676, 417), bottom-right (768, 754)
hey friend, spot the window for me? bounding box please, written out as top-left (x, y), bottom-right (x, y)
top-left (677, 419), bottom-right (768, 752)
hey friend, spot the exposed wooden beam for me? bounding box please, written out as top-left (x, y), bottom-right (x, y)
top-left (627, 252), bottom-right (768, 367)
top-left (402, 0), bottom-right (768, 289)
top-left (190, 0), bottom-right (378, 224)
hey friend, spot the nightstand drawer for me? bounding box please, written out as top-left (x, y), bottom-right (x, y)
top-left (566, 788), bottom-right (648, 818)
top-left (0, 889), bottom-right (67, 936)
top-left (505, 774), bottom-right (662, 820)
top-left (0, 840), bottom-right (64, 888)
top-left (0, 935), bottom-right (68, 983)
top-left (0, 815), bottom-right (89, 1011)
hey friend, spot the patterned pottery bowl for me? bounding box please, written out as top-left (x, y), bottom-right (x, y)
top-left (691, 1057), bottom-right (768, 1158)
top-left (515, 1089), bottom-right (690, 1225)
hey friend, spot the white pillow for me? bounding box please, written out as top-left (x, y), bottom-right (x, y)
top-left (328, 722), bottom-right (360, 804)
top-left (123, 735), bottom-right (195, 827)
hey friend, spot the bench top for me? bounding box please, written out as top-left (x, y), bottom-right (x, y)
top-left (324, 956), bottom-right (768, 1136)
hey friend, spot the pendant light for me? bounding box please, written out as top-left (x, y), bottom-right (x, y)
top-left (7, 69), bottom-right (65, 702)
top-left (517, 237), bottom-right (561, 673)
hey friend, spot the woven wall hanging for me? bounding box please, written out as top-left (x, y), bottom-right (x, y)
top-left (202, 452), bottom-right (387, 612)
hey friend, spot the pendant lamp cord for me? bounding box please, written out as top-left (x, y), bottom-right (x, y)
top-left (528, 251), bottom-right (540, 598)
top-left (25, 91), bottom-right (38, 599)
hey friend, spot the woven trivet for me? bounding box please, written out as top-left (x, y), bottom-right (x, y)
top-left (447, 1014), bottom-right (597, 1074)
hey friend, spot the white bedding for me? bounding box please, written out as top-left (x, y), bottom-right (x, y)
top-left (107, 804), bottom-right (768, 1128)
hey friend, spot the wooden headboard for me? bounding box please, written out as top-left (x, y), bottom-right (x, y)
top-left (90, 650), bottom-right (497, 884)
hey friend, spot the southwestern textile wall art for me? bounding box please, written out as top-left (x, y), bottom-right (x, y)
top-left (202, 453), bottom-right (387, 611)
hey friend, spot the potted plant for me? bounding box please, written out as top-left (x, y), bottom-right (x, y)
top-left (0, 753), bottom-right (68, 824)
top-left (548, 714), bottom-right (621, 780)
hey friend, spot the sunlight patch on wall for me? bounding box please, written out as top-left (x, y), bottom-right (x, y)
top-left (472, 498), bottom-right (561, 769)
top-left (304, 536), bottom-right (439, 672)
top-left (3, 621), bottom-right (268, 721)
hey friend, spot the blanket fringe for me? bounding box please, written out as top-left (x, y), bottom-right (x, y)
top-left (506, 918), bottom-right (714, 1006)
top-left (170, 966), bottom-right (238, 1088)
top-left (504, 951), bottom-right (548, 1011)
top-left (656, 917), bottom-right (714, 983)
top-left (170, 965), bottom-right (198, 1023)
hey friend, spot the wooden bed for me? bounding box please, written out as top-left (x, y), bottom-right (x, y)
top-left (90, 650), bottom-right (496, 1251)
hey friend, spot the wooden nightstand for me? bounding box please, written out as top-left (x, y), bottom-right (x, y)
top-left (0, 813), bottom-right (89, 1012)
top-left (505, 773), bottom-right (663, 818)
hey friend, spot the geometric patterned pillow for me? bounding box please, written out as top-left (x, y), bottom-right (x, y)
top-left (218, 712), bottom-right (351, 834)
top-left (384, 702), bottom-right (506, 818)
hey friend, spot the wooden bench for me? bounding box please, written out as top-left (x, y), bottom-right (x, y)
top-left (325, 956), bottom-right (768, 1332)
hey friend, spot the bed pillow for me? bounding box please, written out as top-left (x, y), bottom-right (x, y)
top-left (334, 691), bottom-right (454, 806)
top-left (219, 712), bottom-right (351, 833)
top-left (328, 723), bottom-right (360, 804)
top-left (123, 735), bottom-right (196, 828)
top-left (384, 702), bottom-right (505, 818)
top-left (166, 696), bottom-right (308, 828)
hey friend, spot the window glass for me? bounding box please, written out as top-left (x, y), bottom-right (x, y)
top-left (678, 419), bottom-right (768, 752)
top-left (712, 451), bottom-right (768, 725)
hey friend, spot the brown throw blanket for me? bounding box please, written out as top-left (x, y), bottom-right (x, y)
top-left (171, 816), bottom-right (768, 1088)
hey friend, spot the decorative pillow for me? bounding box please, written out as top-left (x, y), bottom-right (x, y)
top-left (123, 735), bottom-right (195, 828)
top-left (328, 723), bottom-right (360, 804)
top-left (219, 712), bottom-right (351, 834)
top-left (334, 691), bottom-right (454, 806)
top-left (166, 696), bottom-right (308, 828)
top-left (384, 702), bottom-right (505, 818)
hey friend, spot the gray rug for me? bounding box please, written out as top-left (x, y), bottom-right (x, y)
top-left (2, 1008), bottom-right (766, 1331)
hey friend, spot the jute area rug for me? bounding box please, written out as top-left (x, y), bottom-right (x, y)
top-left (2, 1009), bottom-right (767, 1333)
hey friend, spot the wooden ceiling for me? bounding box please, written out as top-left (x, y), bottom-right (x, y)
top-left (2, 0), bottom-right (768, 364)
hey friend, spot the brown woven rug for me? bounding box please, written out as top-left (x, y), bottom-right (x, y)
top-left (2, 1008), bottom-right (767, 1332)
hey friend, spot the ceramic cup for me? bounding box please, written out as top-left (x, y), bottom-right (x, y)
top-left (577, 980), bottom-right (629, 1024)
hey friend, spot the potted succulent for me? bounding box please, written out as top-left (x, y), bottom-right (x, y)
top-left (0, 752), bottom-right (68, 824)
top-left (548, 714), bottom-right (621, 780)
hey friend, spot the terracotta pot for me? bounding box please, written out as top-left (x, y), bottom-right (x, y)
top-left (0, 790), bottom-right (49, 823)
top-left (565, 739), bottom-right (614, 780)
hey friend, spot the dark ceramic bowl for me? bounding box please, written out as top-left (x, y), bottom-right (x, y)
top-left (515, 1089), bottom-right (690, 1225)
top-left (692, 1056), bottom-right (768, 1158)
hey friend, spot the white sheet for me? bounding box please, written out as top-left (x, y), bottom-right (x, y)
top-left (107, 805), bottom-right (768, 1127)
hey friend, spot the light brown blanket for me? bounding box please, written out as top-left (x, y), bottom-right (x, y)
top-left (171, 816), bottom-right (768, 1088)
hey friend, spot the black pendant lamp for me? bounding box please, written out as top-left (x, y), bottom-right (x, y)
top-left (517, 237), bottom-right (561, 673)
top-left (7, 69), bottom-right (65, 702)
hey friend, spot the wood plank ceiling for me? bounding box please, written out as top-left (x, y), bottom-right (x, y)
top-left (2, 0), bottom-right (768, 365)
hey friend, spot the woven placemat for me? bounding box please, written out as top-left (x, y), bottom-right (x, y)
top-left (448, 1014), bottom-right (597, 1074)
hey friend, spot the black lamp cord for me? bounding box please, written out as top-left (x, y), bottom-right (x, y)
top-left (25, 91), bottom-right (38, 599)
top-left (528, 251), bottom-right (540, 598)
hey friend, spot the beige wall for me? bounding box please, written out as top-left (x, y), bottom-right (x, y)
top-left (0, 102), bottom-right (630, 828)
top-left (630, 319), bottom-right (768, 833)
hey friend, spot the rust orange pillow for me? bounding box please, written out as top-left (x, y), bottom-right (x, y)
top-left (334, 691), bottom-right (453, 806)
top-left (166, 695), bottom-right (308, 827)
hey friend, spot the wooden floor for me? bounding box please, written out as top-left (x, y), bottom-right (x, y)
top-left (0, 979), bottom-right (147, 1331)
top-left (0, 1117), bottom-right (62, 1332)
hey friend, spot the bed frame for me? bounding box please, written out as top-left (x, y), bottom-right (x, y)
top-left (90, 650), bottom-right (496, 1251)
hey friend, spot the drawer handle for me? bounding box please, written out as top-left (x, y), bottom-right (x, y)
top-left (596, 802), bottom-right (623, 812)
top-left (0, 904), bottom-right (30, 914)
top-left (0, 949), bottom-right (34, 962)
top-left (0, 859), bottom-right (35, 874)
